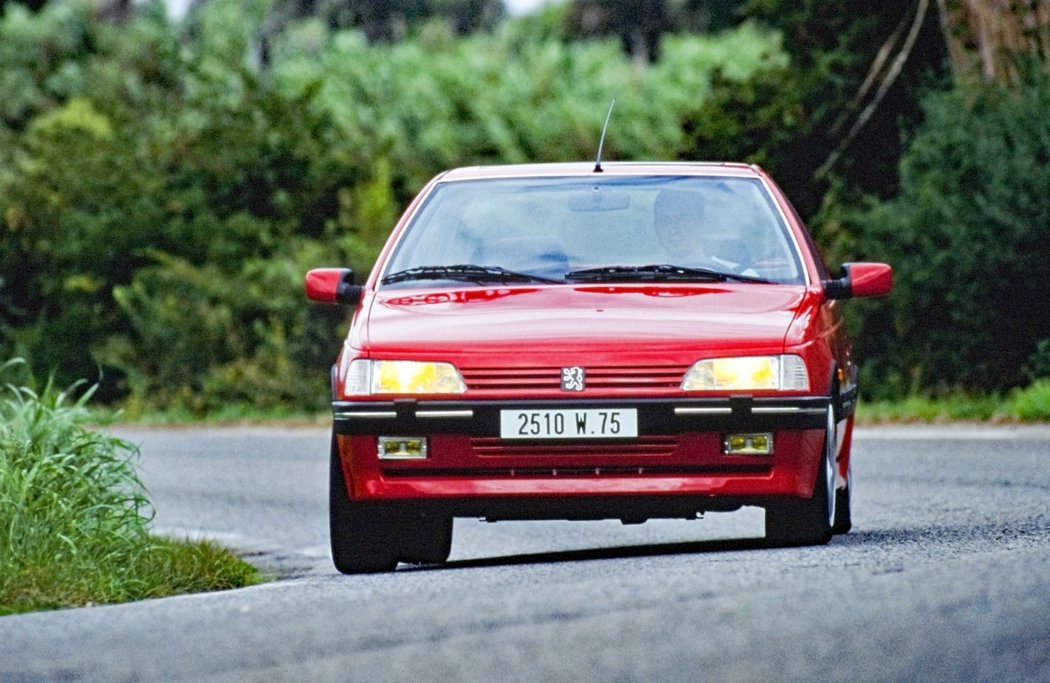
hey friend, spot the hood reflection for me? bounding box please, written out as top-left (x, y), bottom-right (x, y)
top-left (383, 287), bottom-right (540, 307)
top-left (381, 284), bottom-right (733, 307)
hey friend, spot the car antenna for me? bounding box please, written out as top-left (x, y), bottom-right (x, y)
top-left (593, 99), bottom-right (616, 173)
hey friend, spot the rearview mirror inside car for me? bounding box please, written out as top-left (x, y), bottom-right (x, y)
top-left (567, 188), bottom-right (631, 212)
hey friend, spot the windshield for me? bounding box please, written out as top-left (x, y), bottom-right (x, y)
top-left (381, 175), bottom-right (805, 288)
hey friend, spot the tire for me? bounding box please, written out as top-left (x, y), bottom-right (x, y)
top-left (399, 512), bottom-right (453, 565)
top-left (832, 465), bottom-right (853, 535)
top-left (329, 437), bottom-right (399, 574)
top-left (329, 435), bottom-right (454, 572)
top-left (764, 406), bottom-right (836, 547)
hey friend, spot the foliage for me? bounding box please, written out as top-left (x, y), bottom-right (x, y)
top-left (686, 0), bottom-right (948, 215)
top-left (857, 381), bottom-right (1050, 424)
top-left (845, 72), bottom-right (1050, 395)
top-left (105, 245), bottom-right (342, 415)
top-left (0, 3), bottom-right (185, 394)
top-left (560, 1), bottom-right (749, 62)
top-left (1007, 381), bottom-right (1050, 422)
top-left (0, 0), bottom-right (1048, 413)
top-left (857, 392), bottom-right (1002, 424)
top-left (259, 0), bottom-right (505, 45)
top-left (0, 359), bottom-right (260, 614)
top-left (1028, 339), bottom-right (1050, 382)
top-left (0, 1), bottom-right (782, 414)
top-left (937, 0), bottom-right (1050, 85)
top-left (271, 19), bottom-right (778, 188)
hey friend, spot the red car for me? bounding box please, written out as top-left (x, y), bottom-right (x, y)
top-left (306, 162), bottom-right (892, 573)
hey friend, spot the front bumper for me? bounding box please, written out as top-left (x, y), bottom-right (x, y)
top-left (332, 395), bottom-right (831, 512)
top-left (333, 395), bottom-right (830, 434)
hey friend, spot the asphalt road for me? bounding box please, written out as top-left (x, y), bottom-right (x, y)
top-left (1, 425), bottom-right (1049, 682)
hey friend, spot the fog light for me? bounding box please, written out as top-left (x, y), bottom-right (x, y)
top-left (378, 436), bottom-right (428, 460)
top-left (723, 433), bottom-right (773, 455)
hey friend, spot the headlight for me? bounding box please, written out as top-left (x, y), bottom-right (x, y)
top-left (681, 355), bottom-right (809, 391)
top-left (344, 359), bottom-right (467, 395)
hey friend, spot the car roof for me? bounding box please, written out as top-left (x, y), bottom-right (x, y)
top-left (437, 161), bottom-right (762, 182)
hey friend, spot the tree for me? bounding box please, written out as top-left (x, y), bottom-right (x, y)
top-left (0, 0), bottom-right (48, 14)
top-left (560, 1), bottom-right (750, 64)
top-left (564, 0), bottom-right (671, 64)
top-left (256, 0), bottom-right (505, 65)
top-left (848, 73), bottom-right (1050, 393)
top-left (841, 3), bottom-right (1050, 395)
top-left (681, 0), bottom-right (949, 217)
top-left (675, 0), bottom-right (746, 33)
top-left (259, 0), bottom-right (503, 45)
top-left (936, 0), bottom-right (1050, 84)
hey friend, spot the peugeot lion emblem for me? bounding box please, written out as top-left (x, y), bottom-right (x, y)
top-left (561, 366), bottom-right (586, 392)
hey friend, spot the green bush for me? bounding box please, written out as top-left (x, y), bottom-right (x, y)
top-left (104, 245), bottom-right (342, 415)
top-left (1, 1), bottom-right (784, 413)
top-left (271, 18), bottom-right (780, 185)
top-left (1007, 381), bottom-right (1050, 422)
top-left (0, 4), bottom-right (182, 392)
top-left (845, 73), bottom-right (1050, 395)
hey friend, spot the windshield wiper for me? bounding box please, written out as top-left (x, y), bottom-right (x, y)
top-left (382, 264), bottom-right (562, 286)
top-left (565, 264), bottom-right (776, 284)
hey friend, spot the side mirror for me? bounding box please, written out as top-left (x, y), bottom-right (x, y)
top-left (824, 262), bottom-right (893, 300)
top-left (305, 268), bottom-right (364, 306)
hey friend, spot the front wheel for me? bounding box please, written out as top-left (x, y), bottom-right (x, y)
top-left (764, 407), bottom-right (836, 547)
top-left (329, 435), bottom-right (454, 573)
top-left (399, 513), bottom-right (453, 565)
top-left (330, 442), bottom-right (399, 573)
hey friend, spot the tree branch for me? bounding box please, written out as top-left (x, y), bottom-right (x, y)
top-left (817, 0), bottom-right (931, 179)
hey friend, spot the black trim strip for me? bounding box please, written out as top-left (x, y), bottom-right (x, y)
top-left (333, 396), bottom-right (830, 435)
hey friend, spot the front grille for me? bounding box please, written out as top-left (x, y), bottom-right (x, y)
top-left (460, 365), bottom-right (688, 393)
top-left (471, 436), bottom-right (678, 458)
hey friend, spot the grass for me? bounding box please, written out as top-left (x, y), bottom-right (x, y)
top-left (856, 380), bottom-right (1050, 424)
top-left (0, 359), bottom-right (262, 615)
top-left (119, 403), bottom-right (327, 427)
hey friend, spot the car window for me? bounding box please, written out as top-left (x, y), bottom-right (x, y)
top-left (381, 176), bottom-right (805, 286)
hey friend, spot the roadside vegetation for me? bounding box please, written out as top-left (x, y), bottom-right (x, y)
top-left (0, 360), bottom-right (261, 615)
top-left (0, 0), bottom-right (1047, 420)
top-left (857, 381), bottom-right (1050, 425)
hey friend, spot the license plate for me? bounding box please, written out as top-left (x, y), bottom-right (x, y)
top-left (499, 409), bottom-right (638, 439)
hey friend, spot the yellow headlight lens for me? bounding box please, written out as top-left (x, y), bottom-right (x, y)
top-left (371, 360), bottom-right (466, 394)
top-left (682, 355), bottom-right (809, 391)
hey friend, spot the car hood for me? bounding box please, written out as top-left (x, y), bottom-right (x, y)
top-left (361, 284), bottom-right (807, 359)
